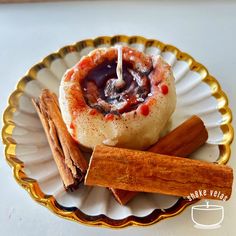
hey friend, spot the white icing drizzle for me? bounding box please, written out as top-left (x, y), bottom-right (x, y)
top-left (115, 45), bottom-right (125, 88)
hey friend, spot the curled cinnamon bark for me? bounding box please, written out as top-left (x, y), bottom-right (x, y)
top-left (111, 115), bottom-right (209, 204)
top-left (32, 89), bottom-right (88, 191)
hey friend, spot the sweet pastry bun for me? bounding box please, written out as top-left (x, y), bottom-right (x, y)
top-left (59, 46), bottom-right (176, 150)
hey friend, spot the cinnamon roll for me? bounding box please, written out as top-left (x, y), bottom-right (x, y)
top-left (59, 46), bottom-right (176, 150)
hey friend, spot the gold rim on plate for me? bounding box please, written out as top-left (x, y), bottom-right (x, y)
top-left (2, 35), bottom-right (234, 228)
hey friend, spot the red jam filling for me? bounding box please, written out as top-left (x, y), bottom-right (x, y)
top-left (70, 122), bottom-right (75, 129)
top-left (79, 57), bottom-right (93, 70)
top-left (161, 84), bottom-right (169, 95)
top-left (65, 69), bottom-right (74, 81)
top-left (89, 109), bottom-right (98, 115)
top-left (105, 113), bottom-right (115, 121)
top-left (81, 59), bottom-right (152, 115)
top-left (140, 104), bottom-right (149, 116)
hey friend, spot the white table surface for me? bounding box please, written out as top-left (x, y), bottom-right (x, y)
top-left (0, 1), bottom-right (236, 235)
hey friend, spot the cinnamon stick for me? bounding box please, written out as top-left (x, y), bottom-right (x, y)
top-left (85, 145), bottom-right (233, 201)
top-left (32, 89), bottom-right (88, 191)
top-left (148, 115), bottom-right (208, 156)
top-left (111, 115), bottom-right (208, 204)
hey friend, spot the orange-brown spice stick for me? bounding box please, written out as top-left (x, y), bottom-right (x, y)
top-left (85, 145), bottom-right (233, 200)
top-left (32, 89), bottom-right (88, 191)
top-left (111, 115), bottom-right (208, 204)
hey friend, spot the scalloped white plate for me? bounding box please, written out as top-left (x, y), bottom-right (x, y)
top-left (2, 36), bottom-right (233, 227)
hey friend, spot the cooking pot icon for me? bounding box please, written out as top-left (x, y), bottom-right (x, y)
top-left (191, 201), bottom-right (224, 229)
